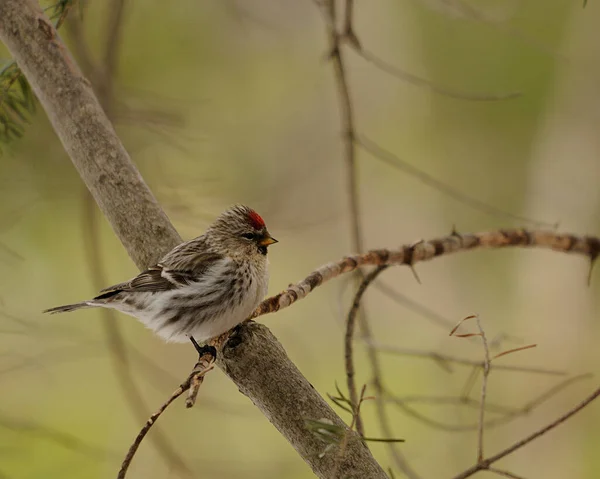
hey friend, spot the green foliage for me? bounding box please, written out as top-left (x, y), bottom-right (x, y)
top-left (45, 0), bottom-right (79, 29)
top-left (0, 0), bottom-right (78, 152)
top-left (0, 62), bottom-right (35, 147)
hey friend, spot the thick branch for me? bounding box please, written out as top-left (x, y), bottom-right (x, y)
top-left (0, 2), bottom-right (387, 477)
top-left (216, 323), bottom-right (387, 477)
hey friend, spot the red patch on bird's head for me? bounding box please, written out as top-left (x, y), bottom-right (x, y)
top-left (247, 210), bottom-right (265, 230)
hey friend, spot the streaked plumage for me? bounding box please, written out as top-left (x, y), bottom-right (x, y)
top-left (44, 205), bottom-right (277, 344)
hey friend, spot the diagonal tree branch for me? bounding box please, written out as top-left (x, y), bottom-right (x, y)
top-left (450, 385), bottom-right (600, 479)
top-left (0, 1), bottom-right (387, 478)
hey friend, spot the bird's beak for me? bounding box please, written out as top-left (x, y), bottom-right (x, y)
top-left (258, 233), bottom-right (278, 247)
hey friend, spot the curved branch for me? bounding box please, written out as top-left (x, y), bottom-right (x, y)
top-left (253, 229), bottom-right (599, 318)
top-left (345, 265), bottom-right (388, 435)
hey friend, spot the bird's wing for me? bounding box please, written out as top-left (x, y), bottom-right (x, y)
top-left (94, 252), bottom-right (225, 299)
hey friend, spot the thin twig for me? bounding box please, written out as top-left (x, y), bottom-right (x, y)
top-left (83, 193), bottom-right (193, 476)
top-left (323, 0), bottom-right (362, 253)
top-left (493, 344), bottom-right (537, 360)
top-left (333, 384), bottom-right (368, 477)
top-left (372, 280), bottom-right (456, 330)
top-left (355, 47), bottom-right (521, 102)
top-left (488, 468), bottom-right (527, 479)
top-left (384, 373), bottom-right (592, 432)
top-left (346, 266), bottom-right (388, 435)
top-left (449, 385), bottom-right (600, 479)
top-left (97, 0), bottom-right (126, 116)
top-left (330, 384), bottom-right (405, 478)
top-left (323, 1), bottom-right (422, 453)
top-left (356, 135), bottom-right (556, 229)
top-left (371, 341), bottom-right (566, 376)
top-left (449, 315), bottom-right (493, 462)
top-left (341, 0), bottom-right (361, 49)
top-left (521, 373), bottom-right (593, 412)
top-left (382, 394), bottom-right (516, 415)
top-left (460, 366), bottom-right (481, 399)
top-left (0, 411), bottom-right (117, 460)
top-left (474, 316), bottom-right (490, 462)
top-left (323, 0), bottom-right (379, 449)
top-left (117, 355), bottom-right (214, 479)
top-left (64, 13), bottom-right (98, 79)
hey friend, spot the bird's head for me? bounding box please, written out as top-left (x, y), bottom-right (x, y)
top-left (207, 205), bottom-right (278, 258)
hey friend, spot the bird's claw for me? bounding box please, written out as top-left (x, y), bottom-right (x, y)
top-left (185, 340), bottom-right (216, 409)
top-left (190, 336), bottom-right (217, 362)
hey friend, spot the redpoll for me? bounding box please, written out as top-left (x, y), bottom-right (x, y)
top-left (44, 205), bottom-right (277, 356)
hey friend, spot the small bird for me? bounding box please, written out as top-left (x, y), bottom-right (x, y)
top-left (44, 205), bottom-right (277, 356)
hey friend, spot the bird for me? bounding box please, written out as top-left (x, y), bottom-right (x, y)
top-left (44, 205), bottom-right (277, 357)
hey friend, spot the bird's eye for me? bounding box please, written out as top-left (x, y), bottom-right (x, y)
top-left (241, 232), bottom-right (255, 240)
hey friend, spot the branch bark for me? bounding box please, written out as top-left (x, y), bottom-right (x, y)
top-left (0, 1), bottom-right (387, 477)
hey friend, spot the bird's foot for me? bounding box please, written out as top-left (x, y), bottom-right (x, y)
top-left (186, 337), bottom-right (216, 408)
top-left (190, 336), bottom-right (217, 362)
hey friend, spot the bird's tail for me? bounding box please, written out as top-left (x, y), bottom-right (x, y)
top-left (43, 301), bottom-right (95, 314)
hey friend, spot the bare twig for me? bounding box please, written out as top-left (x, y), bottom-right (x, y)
top-left (64, 13), bottom-right (97, 79)
top-left (83, 193), bottom-right (193, 476)
top-left (340, 1), bottom-right (360, 49)
top-left (0, 411), bottom-right (116, 460)
top-left (345, 266), bottom-right (388, 435)
top-left (371, 342), bottom-right (565, 376)
top-left (323, 0), bottom-right (362, 254)
top-left (356, 135), bottom-right (556, 229)
top-left (382, 394), bottom-right (516, 414)
top-left (330, 384), bottom-right (406, 478)
top-left (372, 280), bottom-right (456, 330)
top-left (493, 344), bottom-right (537, 360)
top-left (520, 373), bottom-right (594, 413)
top-left (322, 3), bottom-right (395, 466)
top-left (336, 1), bottom-right (521, 102)
top-left (384, 373), bottom-right (592, 432)
top-left (97, 0), bottom-right (126, 116)
top-left (488, 469), bottom-right (526, 479)
top-left (450, 385), bottom-right (600, 479)
top-left (0, 242), bottom-right (23, 262)
top-left (320, 4), bottom-right (418, 460)
top-left (355, 48), bottom-right (521, 102)
top-left (333, 384), bottom-right (368, 477)
top-left (460, 365), bottom-right (482, 399)
top-left (474, 316), bottom-right (490, 462)
top-left (117, 353), bottom-right (214, 479)
top-left (0, 344), bottom-right (104, 377)
top-left (450, 315), bottom-right (492, 462)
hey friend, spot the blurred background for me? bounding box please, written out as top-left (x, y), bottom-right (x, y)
top-left (1, 0), bottom-right (600, 478)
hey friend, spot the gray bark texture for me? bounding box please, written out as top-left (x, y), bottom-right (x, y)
top-left (0, 1), bottom-right (388, 477)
